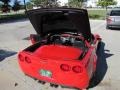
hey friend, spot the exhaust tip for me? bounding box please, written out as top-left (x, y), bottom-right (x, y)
top-left (33, 78), bottom-right (37, 81)
top-left (50, 83), bottom-right (58, 88)
top-left (38, 80), bottom-right (46, 84)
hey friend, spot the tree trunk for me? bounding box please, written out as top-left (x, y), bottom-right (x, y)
top-left (23, 0), bottom-right (27, 11)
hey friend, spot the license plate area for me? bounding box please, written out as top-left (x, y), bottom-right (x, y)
top-left (40, 69), bottom-right (52, 77)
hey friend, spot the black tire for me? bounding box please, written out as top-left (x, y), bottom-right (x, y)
top-left (88, 72), bottom-right (99, 89)
top-left (97, 41), bottom-right (101, 51)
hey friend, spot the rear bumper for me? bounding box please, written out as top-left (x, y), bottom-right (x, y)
top-left (18, 52), bottom-right (90, 89)
top-left (107, 21), bottom-right (120, 28)
top-left (107, 24), bottom-right (120, 28)
top-left (19, 64), bottom-right (89, 89)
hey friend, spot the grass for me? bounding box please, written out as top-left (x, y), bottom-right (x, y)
top-left (0, 11), bottom-right (26, 23)
top-left (88, 9), bottom-right (107, 20)
top-left (0, 13), bottom-right (26, 19)
top-left (0, 9), bottom-right (107, 23)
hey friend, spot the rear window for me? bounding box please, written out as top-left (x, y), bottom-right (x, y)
top-left (110, 10), bottom-right (120, 16)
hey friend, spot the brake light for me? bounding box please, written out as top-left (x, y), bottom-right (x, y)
top-left (18, 54), bottom-right (24, 61)
top-left (72, 66), bottom-right (83, 73)
top-left (25, 57), bottom-right (31, 63)
top-left (60, 64), bottom-right (71, 71)
top-left (107, 17), bottom-right (114, 24)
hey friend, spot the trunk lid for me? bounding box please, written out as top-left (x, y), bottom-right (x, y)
top-left (26, 8), bottom-right (92, 41)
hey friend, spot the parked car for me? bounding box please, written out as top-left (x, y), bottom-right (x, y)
top-left (106, 9), bottom-right (120, 29)
top-left (18, 8), bottom-right (101, 89)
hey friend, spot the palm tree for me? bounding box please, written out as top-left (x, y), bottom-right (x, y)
top-left (23, 0), bottom-right (27, 11)
top-left (0, 0), bottom-right (10, 5)
top-left (0, 0), bottom-right (11, 12)
top-left (12, 0), bottom-right (21, 12)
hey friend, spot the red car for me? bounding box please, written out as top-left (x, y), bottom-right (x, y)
top-left (18, 8), bottom-right (101, 89)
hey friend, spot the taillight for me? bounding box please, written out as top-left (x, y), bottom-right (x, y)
top-left (107, 17), bottom-right (114, 24)
top-left (25, 57), bottom-right (31, 63)
top-left (72, 66), bottom-right (83, 73)
top-left (18, 54), bottom-right (24, 61)
top-left (60, 64), bottom-right (71, 71)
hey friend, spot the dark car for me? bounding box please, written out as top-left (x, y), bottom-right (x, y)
top-left (18, 8), bottom-right (101, 89)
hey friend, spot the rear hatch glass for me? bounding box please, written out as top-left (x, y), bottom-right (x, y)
top-left (110, 10), bottom-right (120, 16)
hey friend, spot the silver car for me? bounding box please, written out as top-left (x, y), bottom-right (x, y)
top-left (106, 9), bottom-right (120, 29)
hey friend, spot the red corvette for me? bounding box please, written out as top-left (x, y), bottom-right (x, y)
top-left (18, 8), bottom-right (101, 89)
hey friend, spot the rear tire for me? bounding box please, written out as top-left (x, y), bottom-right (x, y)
top-left (97, 41), bottom-right (101, 51)
top-left (88, 72), bottom-right (97, 89)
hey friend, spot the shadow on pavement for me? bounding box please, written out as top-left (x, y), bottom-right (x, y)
top-left (23, 37), bottom-right (30, 40)
top-left (0, 18), bottom-right (28, 24)
top-left (0, 49), bottom-right (17, 62)
top-left (89, 42), bottom-right (113, 88)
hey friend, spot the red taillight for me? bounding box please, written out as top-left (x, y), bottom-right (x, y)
top-left (25, 57), bottom-right (31, 63)
top-left (18, 54), bottom-right (24, 61)
top-left (107, 17), bottom-right (114, 24)
top-left (107, 18), bottom-right (112, 24)
top-left (72, 66), bottom-right (83, 73)
top-left (60, 64), bottom-right (71, 71)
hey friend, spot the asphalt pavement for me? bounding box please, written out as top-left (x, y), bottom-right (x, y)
top-left (0, 19), bottom-right (120, 90)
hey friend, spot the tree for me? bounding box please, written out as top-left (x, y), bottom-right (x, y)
top-left (26, 2), bottom-right (33, 9)
top-left (0, 0), bottom-right (11, 12)
top-left (30, 0), bottom-right (59, 8)
top-left (0, 0), bottom-right (10, 5)
top-left (12, 0), bottom-right (21, 12)
top-left (97, 0), bottom-right (117, 10)
top-left (48, 0), bottom-right (60, 7)
top-left (30, 0), bottom-right (45, 7)
top-left (0, 2), bottom-right (3, 8)
top-left (68, 0), bottom-right (86, 8)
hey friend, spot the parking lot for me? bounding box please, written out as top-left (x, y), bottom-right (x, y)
top-left (0, 19), bottom-right (120, 90)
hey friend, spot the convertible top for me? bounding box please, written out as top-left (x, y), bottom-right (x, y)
top-left (26, 8), bottom-right (92, 41)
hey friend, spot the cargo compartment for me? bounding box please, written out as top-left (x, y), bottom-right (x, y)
top-left (24, 42), bottom-right (83, 60)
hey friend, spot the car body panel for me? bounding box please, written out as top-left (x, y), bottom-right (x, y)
top-left (34, 45), bottom-right (83, 60)
top-left (18, 51), bottom-right (90, 88)
top-left (106, 9), bottom-right (120, 28)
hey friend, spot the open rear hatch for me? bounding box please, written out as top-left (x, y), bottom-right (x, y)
top-left (26, 8), bottom-right (92, 41)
